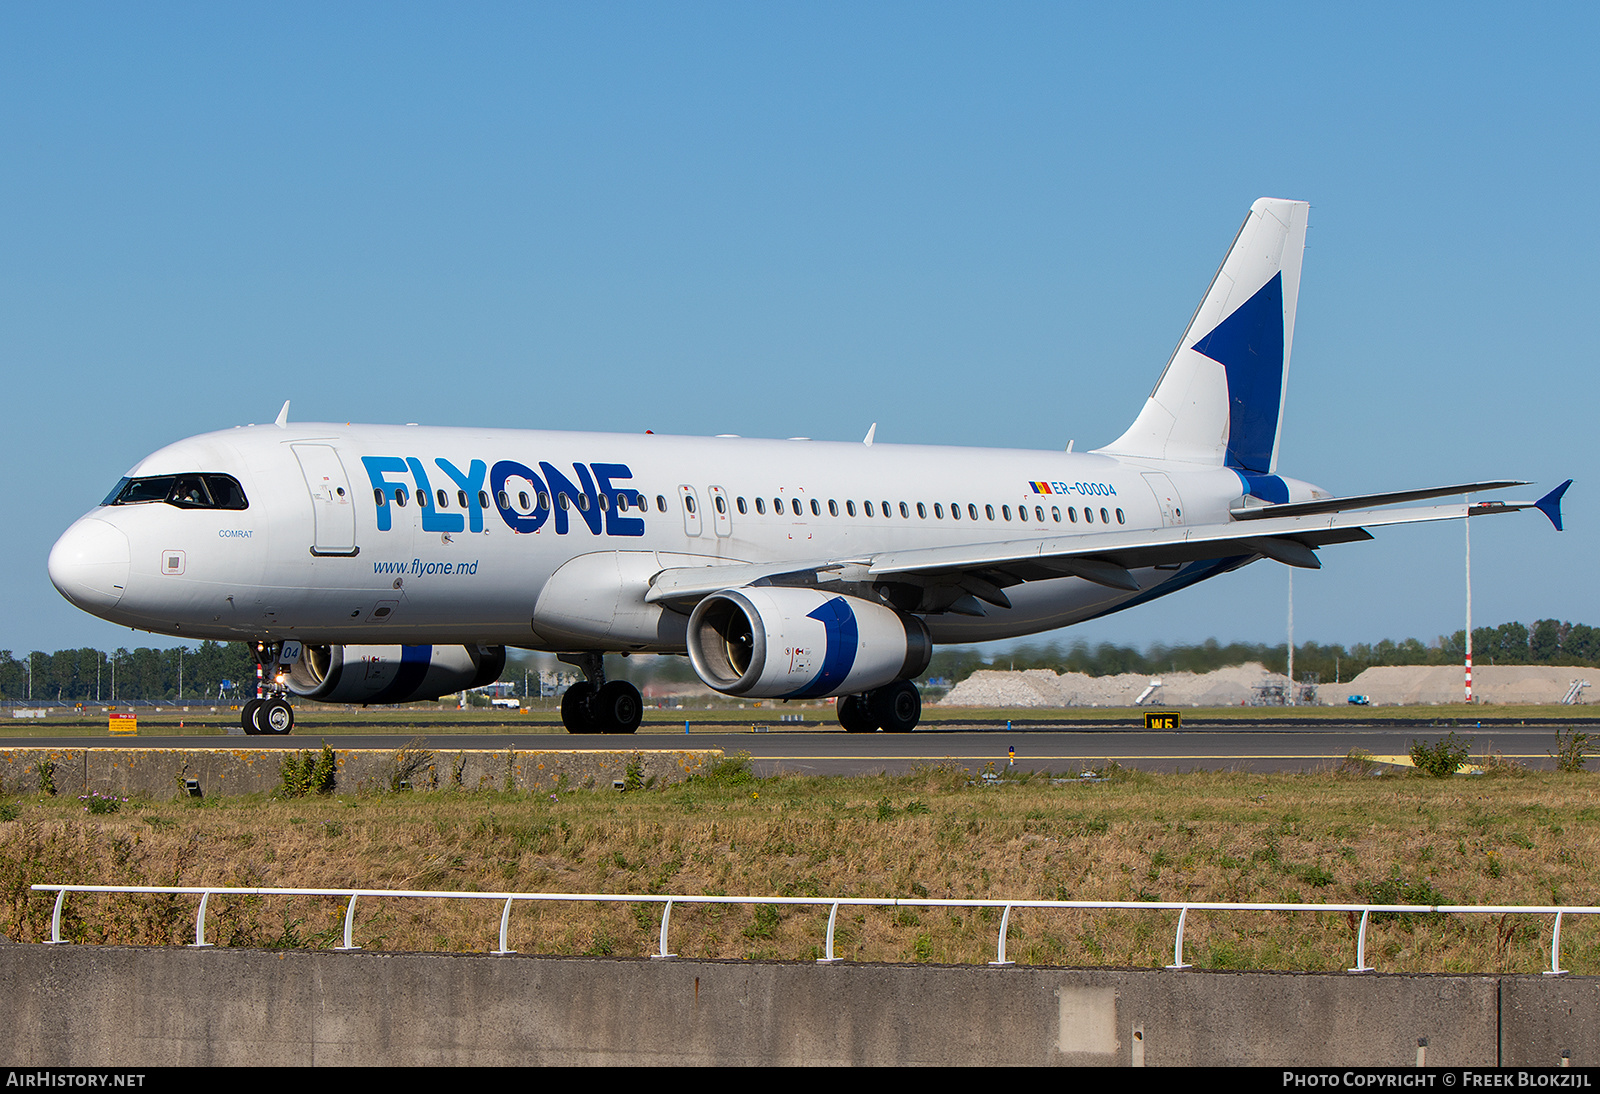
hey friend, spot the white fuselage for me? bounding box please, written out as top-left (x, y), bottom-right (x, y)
top-left (49, 421), bottom-right (1306, 651)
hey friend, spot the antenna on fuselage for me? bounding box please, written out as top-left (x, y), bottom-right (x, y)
top-left (274, 401), bottom-right (290, 429)
top-left (863, 423), bottom-right (877, 446)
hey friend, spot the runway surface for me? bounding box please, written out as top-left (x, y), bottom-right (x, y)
top-left (6, 719), bottom-right (1577, 774)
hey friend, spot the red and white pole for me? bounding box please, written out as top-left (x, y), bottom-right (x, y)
top-left (1464, 499), bottom-right (1474, 704)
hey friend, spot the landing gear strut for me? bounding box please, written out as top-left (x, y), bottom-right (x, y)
top-left (242, 642), bottom-right (296, 736)
top-left (558, 653), bottom-right (642, 734)
top-left (836, 680), bottom-right (921, 733)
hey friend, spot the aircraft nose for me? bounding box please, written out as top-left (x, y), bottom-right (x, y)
top-left (49, 517), bottom-right (131, 611)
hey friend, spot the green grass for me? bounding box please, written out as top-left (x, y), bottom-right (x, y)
top-left (3, 761), bottom-right (1598, 972)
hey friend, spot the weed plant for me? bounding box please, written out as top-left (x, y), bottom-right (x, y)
top-left (1, 763), bottom-right (1597, 974)
top-left (1410, 733), bottom-right (1473, 778)
top-left (278, 744), bottom-right (337, 799)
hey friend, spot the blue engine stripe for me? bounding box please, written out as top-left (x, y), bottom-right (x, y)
top-left (368, 644), bottom-right (435, 704)
top-left (782, 597), bottom-right (860, 700)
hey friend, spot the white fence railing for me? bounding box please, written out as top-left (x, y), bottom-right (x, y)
top-left (30, 884), bottom-right (1596, 975)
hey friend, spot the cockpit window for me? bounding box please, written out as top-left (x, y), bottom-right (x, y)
top-left (105, 473), bottom-right (249, 511)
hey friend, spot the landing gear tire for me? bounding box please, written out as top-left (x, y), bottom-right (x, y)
top-left (241, 699), bottom-right (264, 736)
top-left (561, 682), bottom-right (599, 733)
top-left (869, 680), bottom-right (921, 733)
top-left (595, 681), bottom-right (643, 734)
top-left (838, 694), bottom-right (878, 733)
top-left (261, 698), bottom-right (295, 735)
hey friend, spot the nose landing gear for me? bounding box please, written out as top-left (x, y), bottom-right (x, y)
top-left (242, 642), bottom-right (296, 735)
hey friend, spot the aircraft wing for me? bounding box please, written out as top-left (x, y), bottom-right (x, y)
top-left (644, 482), bottom-right (1569, 613)
top-left (1228, 480), bottom-right (1528, 521)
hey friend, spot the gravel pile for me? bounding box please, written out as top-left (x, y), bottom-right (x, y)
top-left (939, 663), bottom-right (1286, 708)
top-left (1339, 664), bottom-right (1593, 705)
top-left (938, 662), bottom-right (1595, 707)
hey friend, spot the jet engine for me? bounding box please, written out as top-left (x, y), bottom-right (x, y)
top-left (286, 644), bottom-right (507, 705)
top-left (686, 587), bottom-right (930, 700)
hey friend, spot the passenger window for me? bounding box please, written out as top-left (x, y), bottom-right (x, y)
top-left (418, 490), bottom-right (429, 508)
top-left (934, 503), bottom-right (944, 519)
top-left (985, 504), bottom-right (995, 521)
top-left (597, 493), bottom-right (609, 512)
top-left (1053, 506), bottom-right (1062, 522)
top-left (618, 494), bottom-right (630, 512)
top-left (578, 494), bottom-right (591, 512)
top-left (374, 488), bottom-right (385, 506)
top-left (657, 495), bottom-right (668, 512)
top-left (1035, 505), bottom-right (1044, 522)
top-left (1002, 505), bottom-right (1011, 521)
top-left (883, 500), bottom-right (892, 516)
top-left (497, 491), bottom-right (510, 509)
top-left (538, 491), bottom-right (550, 511)
top-left (846, 500), bottom-right (856, 517)
top-left (684, 495), bottom-right (696, 514)
top-left (1116, 508), bottom-right (1125, 524)
top-left (479, 491), bottom-right (490, 509)
top-left (810, 499), bottom-right (821, 516)
top-left (756, 497), bottom-right (766, 515)
top-left (828, 500), bottom-right (838, 517)
top-left (951, 503), bottom-right (961, 520)
top-left (518, 492), bottom-right (531, 511)
top-left (736, 497), bottom-right (747, 515)
top-left (865, 501), bottom-right (875, 517)
top-left (395, 487), bottom-right (408, 507)
top-left (1018, 505), bottom-right (1027, 522)
top-left (791, 499), bottom-right (802, 516)
top-left (715, 495), bottom-right (727, 515)
top-left (1068, 507), bottom-right (1077, 522)
top-left (773, 497), bottom-right (783, 513)
top-left (1100, 507), bottom-right (1109, 523)
top-left (1085, 508), bottom-right (1094, 523)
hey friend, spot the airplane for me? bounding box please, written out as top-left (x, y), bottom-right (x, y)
top-left (47, 197), bottom-right (1570, 736)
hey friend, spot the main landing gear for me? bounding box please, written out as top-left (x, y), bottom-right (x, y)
top-left (242, 642), bottom-right (296, 736)
top-left (837, 680), bottom-right (921, 733)
top-left (558, 652), bottom-right (643, 734)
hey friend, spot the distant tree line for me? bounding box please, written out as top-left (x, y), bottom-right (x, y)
top-left (3, 619), bottom-right (1596, 701)
top-left (0, 642), bottom-right (259, 703)
top-left (924, 619), bottom-right (1600, 686)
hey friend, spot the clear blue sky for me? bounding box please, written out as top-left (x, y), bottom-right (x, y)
top-left (3, 3), bottom-right (1594, 657)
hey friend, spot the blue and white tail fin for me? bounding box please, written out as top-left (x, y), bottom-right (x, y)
top-left (1098, 198), bottom-right (1310, 474)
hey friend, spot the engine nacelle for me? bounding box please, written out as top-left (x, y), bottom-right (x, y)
top-left (286, 644), bottom-right (506, 705)
top-left (686, 588), bottom-right (931, 700)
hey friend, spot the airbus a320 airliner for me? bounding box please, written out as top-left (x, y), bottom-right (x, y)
top-left (48, 198), bottom-right (1569, 735)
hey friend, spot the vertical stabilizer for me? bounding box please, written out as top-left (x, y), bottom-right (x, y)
top-left (1097, 198), bottom-right (1309, 472)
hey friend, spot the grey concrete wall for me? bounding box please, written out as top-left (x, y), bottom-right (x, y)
top-left (0, 942), bottom-right (1590, 1066)
top-left (0, 746), bottom-right (717, 799)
